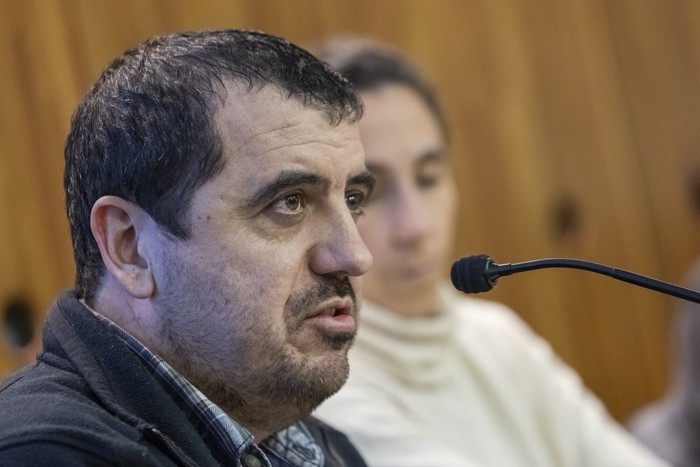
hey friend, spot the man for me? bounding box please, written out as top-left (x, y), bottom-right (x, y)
top-left (312, 37), bottom-right (668, 467)
top-left (0, 29), bottom-right (374, 466)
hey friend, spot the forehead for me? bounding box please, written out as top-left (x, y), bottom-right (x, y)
top-left (358, 85), bottom-right (444, 168)
top-left (204, 84), bottom-right (364, 197)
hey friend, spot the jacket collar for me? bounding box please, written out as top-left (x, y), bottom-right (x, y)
top-left (44, 291), bottom-right (218, 466)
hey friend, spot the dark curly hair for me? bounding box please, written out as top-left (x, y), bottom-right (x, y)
top-left (64, 29), bottom-right (363, 303)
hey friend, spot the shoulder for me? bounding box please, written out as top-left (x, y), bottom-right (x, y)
top-left (0, 360), bottom-right (147, 464)
top-left (441, 288), bottom-right (578, 383)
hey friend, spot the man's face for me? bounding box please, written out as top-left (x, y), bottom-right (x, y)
top-left (357, 84), bottom-right (457, 317)
top-left (148, 85), bottom-right (373, 438)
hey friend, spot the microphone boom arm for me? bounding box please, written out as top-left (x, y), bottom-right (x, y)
top-left (490, 258), bottom-right (700, 304)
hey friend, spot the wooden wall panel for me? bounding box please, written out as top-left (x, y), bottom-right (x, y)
top-left (605, 0), bottom-right (700, 279)
top-left (2, 0), bottom-right (699, 423)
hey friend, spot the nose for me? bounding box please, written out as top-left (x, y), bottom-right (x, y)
top-left (310, 208), bottom-right (373, 278)
top-left (390, 186), bottom-right (432, 246)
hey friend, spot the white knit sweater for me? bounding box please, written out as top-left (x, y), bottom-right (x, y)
top-left (314, 286), bottom-right (668, 467)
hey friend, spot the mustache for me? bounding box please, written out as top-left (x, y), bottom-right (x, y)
top-left (288, 276), bottom-right (356, 317)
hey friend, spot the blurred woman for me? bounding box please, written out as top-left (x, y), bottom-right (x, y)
top-left (312, 37), bottom-right (667, 467)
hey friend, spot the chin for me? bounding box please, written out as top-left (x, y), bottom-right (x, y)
top-left (293, 358), bottom-right (350, 414)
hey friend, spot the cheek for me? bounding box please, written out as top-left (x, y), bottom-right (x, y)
top-left (357, 215), bottom-right (387, 256)
top-left (349, 276), bottom-right (365, 301)
top-left (433, 183), bottom-right (458, 225)
top-left (431, 187), bottom-right (458, 251)
top-left (207, 242), bottom-right (292, 312)
top-left (244, 256), bottom-right (295, 299)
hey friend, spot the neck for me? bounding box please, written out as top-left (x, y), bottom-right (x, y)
top-left (370, 287), bottom-right (441, 318)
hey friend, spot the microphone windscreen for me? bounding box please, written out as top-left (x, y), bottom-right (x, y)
top-left (451, 255), bottom-right (494, 294)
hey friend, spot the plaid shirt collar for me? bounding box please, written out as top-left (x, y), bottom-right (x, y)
top-left (85, 303), bottom-right (324, 467)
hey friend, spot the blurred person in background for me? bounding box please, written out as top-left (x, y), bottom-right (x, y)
top-left (628, 258), bottom-right (700, 467)
top-left (311, 36), bottom-right (668, 467)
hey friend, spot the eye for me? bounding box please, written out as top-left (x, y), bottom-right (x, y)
top-left (346, 190), bottom-right (368, 217)
top-left (273, 192), bottom-right (305, 214)
top-left (417, 173), bottom-right (440, 189)
top-left (416, 162), bottom-right (445, 189)
top-left (284, 194), bottom-right (301, 210)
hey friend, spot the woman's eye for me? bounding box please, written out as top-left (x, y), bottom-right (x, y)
top-left (417, 176), bottom-right (437, 189)
top-left (417, 170), bottom-right (442, 189)
top-left (416, 161), bottom-right (447, 189)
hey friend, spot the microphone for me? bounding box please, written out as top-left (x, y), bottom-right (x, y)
top-left (451, 254), bottom-right (700, 304)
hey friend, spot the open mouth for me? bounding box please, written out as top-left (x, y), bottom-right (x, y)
top-left (315, 306), bottom-right (350, 318)
top-left (306, 299), bottom-right (356, 333)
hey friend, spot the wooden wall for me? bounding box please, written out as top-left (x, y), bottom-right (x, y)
top-left (2, 0), bottom-right (700, 423)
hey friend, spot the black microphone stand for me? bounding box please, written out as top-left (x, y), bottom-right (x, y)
top-left (489, 258), bottom-right (700, 304)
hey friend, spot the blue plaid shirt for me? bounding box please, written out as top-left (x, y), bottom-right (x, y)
top-left (89, 306), bottom-right (324, 467)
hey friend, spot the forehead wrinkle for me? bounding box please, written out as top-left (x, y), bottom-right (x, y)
top-left (215, 92), bottom-right (352, 157)
top-left (215, 86), bottom-right (360, 168)
top-left (220, 121), bottom-right (358, 163)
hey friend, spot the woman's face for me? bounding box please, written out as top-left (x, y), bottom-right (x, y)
top-left (357, 84), bottom-right (457, 317)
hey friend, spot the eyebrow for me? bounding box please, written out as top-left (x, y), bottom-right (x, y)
top-left (366, 148), bottom-right (446, 176)
top-left (348, 170), bottom-right (376, 196)
top-left (417, 149), bottom-right (447, 165)
top-left (248, 170), bottom-right (330, 208)
top-left (246, 168), bottom-right (376, 208)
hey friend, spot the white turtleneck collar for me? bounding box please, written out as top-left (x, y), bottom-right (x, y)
top-left (351, 286), bottom-right (458, 387)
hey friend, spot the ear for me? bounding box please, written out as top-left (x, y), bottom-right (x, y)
top-left (90, 196), bottom-right (155, 299)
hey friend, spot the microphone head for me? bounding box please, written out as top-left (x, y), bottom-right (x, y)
top-left (451, 254), bottom-right (495, 294)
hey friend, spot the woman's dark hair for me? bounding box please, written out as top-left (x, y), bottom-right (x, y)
top-left (311, 36), bottom-right (447, 139)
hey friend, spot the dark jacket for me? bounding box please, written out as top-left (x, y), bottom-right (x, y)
top-left (0, 291), bottom-right (367, 467)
